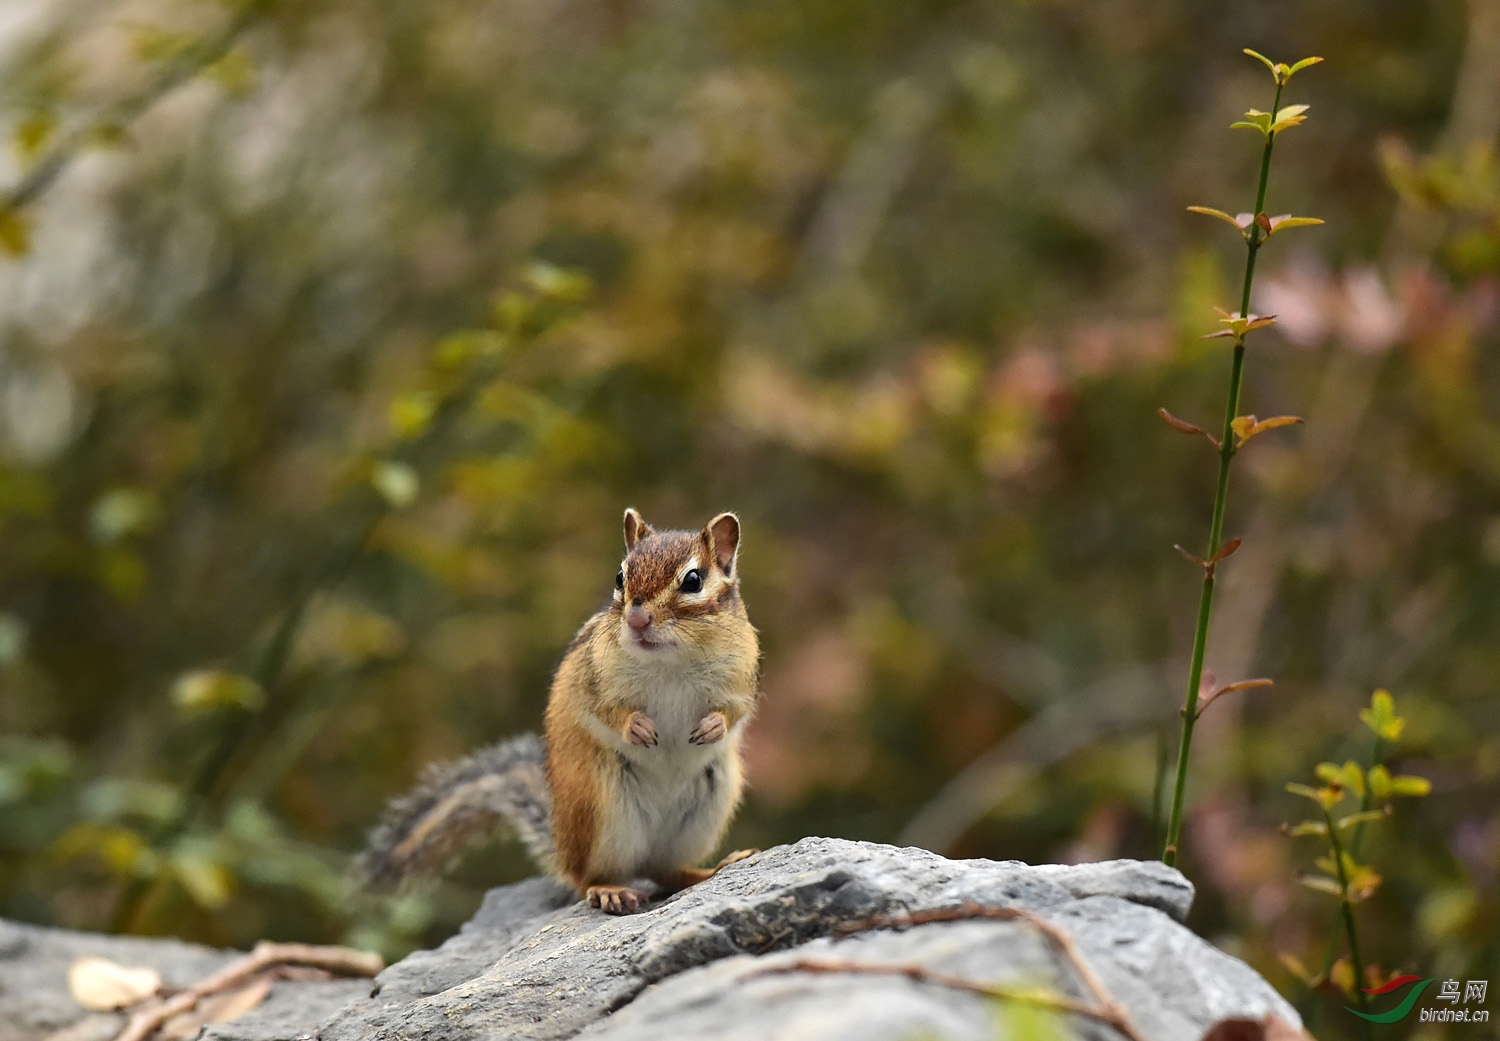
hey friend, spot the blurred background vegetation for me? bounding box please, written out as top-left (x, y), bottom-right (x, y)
top-left (0, 0), bottom-right (1497, 1036)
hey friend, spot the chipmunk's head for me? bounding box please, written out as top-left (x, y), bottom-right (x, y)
top-left (612, 507), bottom-right (751, 658)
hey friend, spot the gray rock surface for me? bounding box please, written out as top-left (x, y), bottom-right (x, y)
top-left (0, 916), bottom-right (234, 1041)
top-left (0, 838), bottom-right (1300, 1041)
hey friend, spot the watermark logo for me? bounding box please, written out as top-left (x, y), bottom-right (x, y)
top-left (1348, 976), bottom-right (1489, 1024)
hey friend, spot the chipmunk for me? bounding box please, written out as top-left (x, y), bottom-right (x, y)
top-left (356, 508), bottom-right (760, 914)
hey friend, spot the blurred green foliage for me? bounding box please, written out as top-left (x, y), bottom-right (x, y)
top-left (0, 2), bottom-right (1497, 1037)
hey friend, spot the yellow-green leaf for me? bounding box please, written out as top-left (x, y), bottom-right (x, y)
top-left (389, 392), bottom-right (436, 439)
top-left (433, 330), bottom-right (505, 370)
top-left (14, 111), bottom-right (55, 163)
top-left (52, 822), bottom-right (158, 878)
top-left (1270, 105), bottom-right (1310, 134)
top-left (0, 208), bottom-right (31, 257)
top-left (1244, 49), bottom-right (1277, 76)
top-left (1209, 311), bottom-right (1277, 343)
top-left (1186, 206), bottom-right (1250, 234)
top-left (1340, 760), bottom-right (1366, 799)
top-left (1232, 414), bottom-right (1305, 448)
top-left (372, 461), bottom-right (419, 508)
top-left (1337, 809), bottom-right (1387, 830)
top-left (1284, 820), bottom-right (1328, 838)
top-left (203, 50), bottom-right (257, 95)
top-left (89, 488), bottom-right (159, 544)
top-left (1266, 215), bottom-right (1324, 236)
top-left (523, 261), bottom-right (592, 303)
top-left (1348, 864), bottom-right (1382, 900)
top-left (1358, 688), bottom-right (1406, 741)
top-left (172, 670), bottom-right (266, 713)
top-left (1232, 109), bottom-right (1273, 135)
top-left (1367, 764), bottom-right (1391, 799)
top-left (1299, 874), bottom-right (1344, 898)
top-left (171, 852), bottom-right (233, 909)
top-left (1389, 774), bottom-right (1432, 797)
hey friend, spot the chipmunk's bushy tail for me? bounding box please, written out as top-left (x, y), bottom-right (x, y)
top-left (354, 733), bottom-right (553, 890)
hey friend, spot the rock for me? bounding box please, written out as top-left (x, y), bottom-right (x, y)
top-left (0, 918), bottom-right (233, 1041)
top-left (0, 838), bottom-right (1299, 1041)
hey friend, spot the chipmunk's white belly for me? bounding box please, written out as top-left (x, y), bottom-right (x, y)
top-left (593, 735), bottom-right (743, 881)
top-left (585, 654), bottom-right (752, 881)
top-left (594, 741), bottom-right (741, 882)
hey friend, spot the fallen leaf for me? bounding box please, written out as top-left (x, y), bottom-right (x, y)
top-left (202, 976), bottom-right (274, 1023)
top-left (157, 977), bottom-right (273, 1041)
top-left (68, 957), bottom-right (162, 1011)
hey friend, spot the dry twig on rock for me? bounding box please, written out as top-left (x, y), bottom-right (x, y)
top-left (112, 942), bottom-right (382, 1041)
top-left (749, 903), bottom-right (1147, 1041)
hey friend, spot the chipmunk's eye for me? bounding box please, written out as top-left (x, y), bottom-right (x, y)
top-left (615, 569), bottom-right (624, 591)
top-left (680, 569), bottom-right (703, 594)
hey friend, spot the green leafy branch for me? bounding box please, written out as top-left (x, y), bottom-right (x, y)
top-left (1159, 50), bottom-right (1324, 868)
top-left (1279, 690), bottom-right (1431, 1030)
top-left (0, 1), bottom-right (270, 255)
top-left (59, 263), bottom-right (593, 937)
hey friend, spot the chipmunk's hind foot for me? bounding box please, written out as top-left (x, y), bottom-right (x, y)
top-left (587, 884), bottom-right (648, 915)
top-left (650, 849), bottom-right (761, 895)
top-left (715, 848), bottom-right (758, 869)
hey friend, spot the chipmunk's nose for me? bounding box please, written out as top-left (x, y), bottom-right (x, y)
top-left (626, 605), bottom-right (653, 632)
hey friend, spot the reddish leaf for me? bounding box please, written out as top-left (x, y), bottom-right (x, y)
top-left (1209, 537), bottom-right (1242, 564)
top-left (1158, 408), bottom-right (1220, 447)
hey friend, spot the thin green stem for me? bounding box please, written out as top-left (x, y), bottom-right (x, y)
top-left (1306, 733), bottom-right (1383, 1023)
top-left (1162, 79), bottom-right (1283, 867)
top-left (1348, 735), bottom-right (1383, 858)
top-left (1324, 805), bottom-right (1374, 1041)
top-left (1150, 728), bottom-right (1170, 852)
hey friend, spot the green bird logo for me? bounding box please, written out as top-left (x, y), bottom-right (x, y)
top-left (1348, 976), bottom-right (1433, 1023)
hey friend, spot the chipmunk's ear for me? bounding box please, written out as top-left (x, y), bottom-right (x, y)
top-left (623, 508), bottom-right (654, 550)
top-left (705, 512), bottom-right (740, 577)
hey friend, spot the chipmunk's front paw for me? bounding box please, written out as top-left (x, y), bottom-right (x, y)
top-left (624, 711), bottom-right (658, 748)
top-left (689, 711), bottom-right (727, 745)
top-left (587, 884), bottom-right (647, 915)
